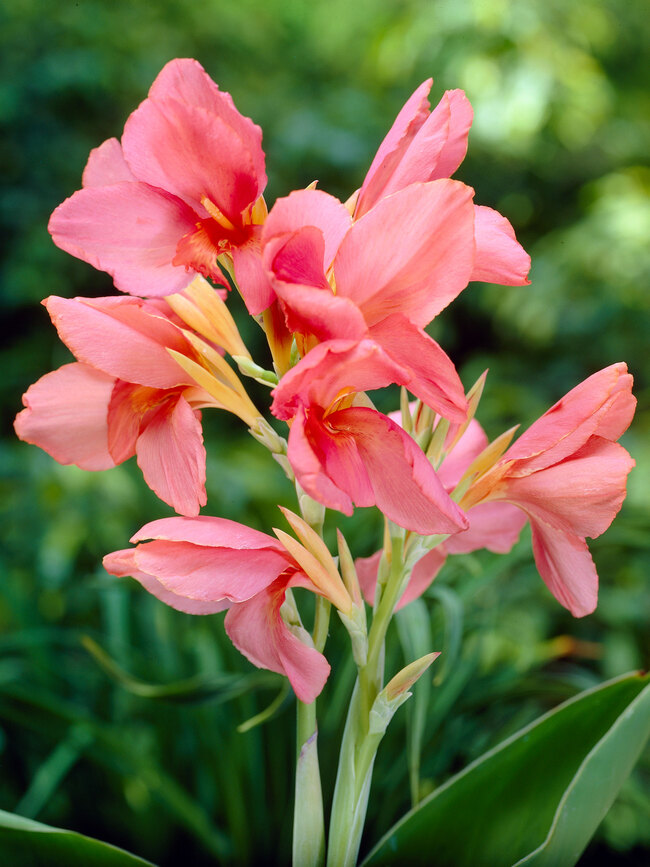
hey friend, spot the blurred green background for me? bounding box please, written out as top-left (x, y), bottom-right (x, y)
top-left (1, 0), bottom-right (648, 864)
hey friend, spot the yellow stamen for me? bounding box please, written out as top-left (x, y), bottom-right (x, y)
top-left (201, 196), bottom-right (236, 231)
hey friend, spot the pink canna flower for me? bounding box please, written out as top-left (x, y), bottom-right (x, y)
top-left (103, 514), bottom-right (352, 703)
top-left (271, 339), bottom-right (469, 536)
top-left (14, 292), bottom-right (259, 516)
top-left (262, 183), bottom-right (475, 420)
top-left (458, 364), bottom-right (637, 617)
top-left (48, 59), bottom-right (271, 313)
top-left (356, 418), bottom-right (526, 610)
top-left (352, 79), bottom-right (531, 286)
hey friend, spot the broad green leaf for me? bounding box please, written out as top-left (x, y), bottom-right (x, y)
top-left (363, 671), bottom-right (650, 867)
top-left (0, 809), bottom-right (156, 866)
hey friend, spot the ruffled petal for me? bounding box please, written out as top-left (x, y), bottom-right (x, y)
top-left (286, 406), bottom-right (364, 516)
top-left (331, 406), bottom-right (469, 535)
top-left (356, 79), bottom-right (433, 217)
top-left (123, 97), bottom-right (262, 222)
top-left (428, 90), bottom-right (474, 180)
top-left (232, 236), bottom-right (276, 315)
top-left (106, 380), bottom-right (144, 464)
top-left (335, 180), bottom-right (475, 328)
top-left (82, 138), bottom-right (135, 187)
top-left (48, 182), bottom-right (199, 297)
top-left (503, 437), bottom-right (635, 539)
top-left (225, 576), bottom-right (331, 703)
top-left (14, 362), bottom-right (116, 471)
top-left (530, 520), bottom-right (599, 618)
top-left (271, 338), bottom-right (408, 421)
top-left (135, 394), bottom-right (207, 516)
top-left (263, 189), bottom-right (352, 271)
top-left (365, 89), bottom-right (473, 211)
top-left (104, 548), bottom-right (229, 614)
top-left (131, 540), bottom-right (290, 602)
top-left (369, 314), bottom-right (467, 422)
top-left (44, 295), bottom-right (193, 389)
top-left (506, 363), bottom-right (635, 473)
top-left (131, 515), bottom-right (289, 549)
top-left (470, 205), bottom-right (531, 286)
top-left (445, 502), bottom-right (527, 554)
top-left (146, 58), bottom-right (266, 190)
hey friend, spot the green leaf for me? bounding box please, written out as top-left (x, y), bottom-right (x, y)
top-left (363, 671), bottom-right (650, 867)
top-left (0, 809), bottom-right (156, 866)
top-left (81, 635), bottom-right (279, 702)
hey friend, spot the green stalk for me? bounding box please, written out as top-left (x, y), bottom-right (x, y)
top-left (294, 698), bottom-right (326, 867)
top-left (292, 493), bottom-right (330, 867)
top-left (327, 534), bottom-right (407, 867)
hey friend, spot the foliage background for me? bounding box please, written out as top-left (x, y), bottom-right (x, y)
top-left (1, 0), bottom-right (648, 864)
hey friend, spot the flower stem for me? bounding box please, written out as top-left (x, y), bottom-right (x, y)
top-left (293, 698), bottom-right (325, 867)
top-left (327, 532), bottom-right (406, 866)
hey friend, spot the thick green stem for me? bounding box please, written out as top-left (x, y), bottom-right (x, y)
top-left (293, 490), bottom-right (329, 867)
top-left (327, 533), bottom-right (407, 866)
top-left (293, 699), bottom-right (325, 867)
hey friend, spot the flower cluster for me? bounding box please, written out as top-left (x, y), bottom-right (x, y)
top-left (16, 59), bottom-right (635, 703)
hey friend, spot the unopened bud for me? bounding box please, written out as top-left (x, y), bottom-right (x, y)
top-left (338, 603), bottom-right (368, 666)
top-left (336, 530), bottom-right (363, 607)
top-left (384, 652), bottom-right (440, 702)
top-left (233, 355), bottom-right (279, 387)
top-left (249, 417), bottom-right (287, 454)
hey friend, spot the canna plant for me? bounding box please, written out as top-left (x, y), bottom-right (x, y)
top-left (13, 59), bottom-right (648, 867)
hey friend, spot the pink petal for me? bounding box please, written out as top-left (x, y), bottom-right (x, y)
top-left (104, 548), bottom-right (229, 614)
top-left (364, 92), bottom-right (451, 205)
top-left (232, 235), bottom-right (276, 315)
top-left (263, 189), bottom-right (352, 271)
top-left (530, 520), bottom-right (598, 617)
top-left (436, 418), bottom-right (489, 490)
top-left (356, 80), bottom-right (433, 217)
top-left (135, 394), bottom-right (207, 516)
top-left (356, 546), bottom-right (448, 609)
top-left (14, 362), bottom-right (116, 471)
top-left (271, 277), bottom-right (367, 346)
top-left (48, 182), bottom-right (199, 297)
top-left (122, 96), bottom-right (262, 222)
top-left (428, 90), bottom-right (474, 180)
top-left (506, 363), bottom-right (635, 473)
top-left (356, 550), bottom-right (383, 605)
top-left (335, 180), bottom-right (476, 328)
top-left (445, 502), bottom-right (527, 554)
top-left (331, 406), bottom-right (469, 535)
top-left (131, 515), bottom-right (288, 550)
top-left (82, 138), bottom-right (136, 187)
top-left (265, 226), bottom-right (332, 292)
top-left (272, 338), bottom-right (409, 421)
top-left (470, 205), bottom-right (531, 286)
top-left (366, 89), bottom-right (473, 210)
top-left (399, 547), bottom-right (448, 608)
top-left (146, 58), bottom-right (266, 190)
top-left (286, 406), bottom-right (368, 516)
top-left (133, 540), bottom-right (289, 602)
top-left (503, 437), bottom-right (635, 539)
top-left (44, 295), bottom-right (193, 389)
top-left (369, 314), bottom-right (467, 422)
top-left (225, 577), bottom-right (331, 703)
top-left (106, 380), bottom-right (155, 464)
